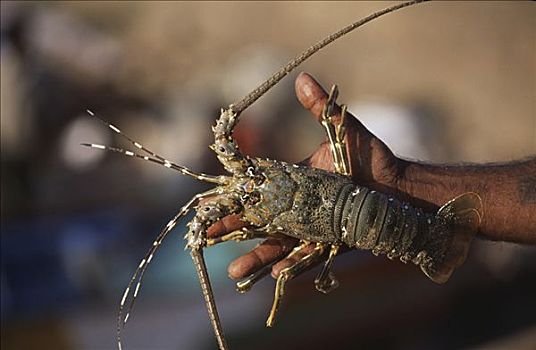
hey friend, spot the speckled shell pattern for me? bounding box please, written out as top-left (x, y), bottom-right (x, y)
top-left (245, 163), bottom-right (438, 271)
top-left (267, 165), bottom-right (354, 241)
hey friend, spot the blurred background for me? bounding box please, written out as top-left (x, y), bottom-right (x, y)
top-left (1, 1), bottom-right (535, 349)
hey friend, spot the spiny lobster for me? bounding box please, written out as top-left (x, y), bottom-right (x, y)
top-left (83, 1), bottom-right (483, 349)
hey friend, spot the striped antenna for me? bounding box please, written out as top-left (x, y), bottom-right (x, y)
top-left (86, 109), bottom-right (167, 162)
top-left (117, 188), bottom-right (219, 350)
top-left (81, 111), bottom-right (227, 185)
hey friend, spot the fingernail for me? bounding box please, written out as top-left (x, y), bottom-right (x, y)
top-left (228, 262), bottom-right (241, 280)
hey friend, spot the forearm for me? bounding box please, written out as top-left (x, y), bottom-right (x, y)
top-left (397, 157), bottom-right (536, 244)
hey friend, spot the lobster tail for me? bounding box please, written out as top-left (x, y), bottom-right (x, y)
top-left (421, 192), bottom-right (483, 284)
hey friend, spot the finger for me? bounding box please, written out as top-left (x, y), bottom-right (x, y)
top-left (296, 72), bottom-right (389, 179)
top-left (295, 72), bottom-right (368, 131)
top-left (228, 237), bottom-right (298, 280)
top-left (295, 72), bottom-right (338, 120)
top-left (206, 214), bottom-right (246, 238)
top-left (271, 242), bottom-right (318, 278)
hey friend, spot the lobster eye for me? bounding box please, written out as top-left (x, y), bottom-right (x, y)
top-left (249, 191), bottom-right (261, 204)
top-left (254, 175), bottom-right (265, 186)
top-left (218, 146), bottom-right (226, 153)
top-left (243, 180), bottom-right (255, 193)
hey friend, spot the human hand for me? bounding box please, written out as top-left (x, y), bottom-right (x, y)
top-left (207, 72), bottom-right (405, 281)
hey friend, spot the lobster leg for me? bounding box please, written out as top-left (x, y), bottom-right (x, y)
top-left (266, 242), bottom-right (326, 327)
top-left (234, 233), bottom-right (299, 293)
top-left (335, 104), bottom-right (350, 175)
top-left (320, 85), bottom-right (350, 176)
top-left (206, 226), bottom-right (276, 294)
top-left (236, 262), bottom-right (276, 293)
top-left (314, 244), bottom-right (340, 294)
top-left (206, 227), bottom-right (262, 247)
top-left (313, 85), bottom-right (352, 294)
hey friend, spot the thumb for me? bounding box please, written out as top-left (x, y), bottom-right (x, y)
top-left (294, 72), bottom-right (369, 134)
top-left (295, 72), bottom-right (338, 120)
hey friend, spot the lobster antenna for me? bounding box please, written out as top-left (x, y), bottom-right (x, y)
top-left (81, 143), bottom-right (226, 184)
top-left (191, 249), bottom-right (228, 350)
top-left (82, 110), bottom-right (227, 185)
top-left (87, 109), bottom-right (168, 161)
top-left (230, 0), bottom-right (429, 114)
top-left (117, 188), bottom-right (219, 350)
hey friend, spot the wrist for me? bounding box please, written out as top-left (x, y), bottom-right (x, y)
top-left (396, 157), bottom-right (536, 244)
top-left (395, 159), bottom-right (486, 211)
top-left (395, 160), bottom-right (442, 211)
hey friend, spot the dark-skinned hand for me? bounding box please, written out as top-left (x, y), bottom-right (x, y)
top-left (206, 72), bottom-right (406, 281)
